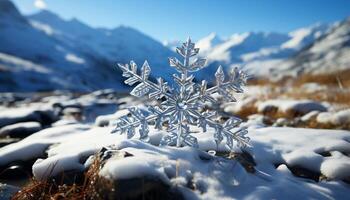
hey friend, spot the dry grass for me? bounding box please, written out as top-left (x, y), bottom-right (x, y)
top-left (228, 71), bottom-right (350, 129)
top-left (249, 69), bottom-right (350, 88)
top-left (292, 69), bottom-right (350, 88)
top-left (12, 157), bottom-right (113, 200)
top-left (248, 69), bottom-right (350, 106)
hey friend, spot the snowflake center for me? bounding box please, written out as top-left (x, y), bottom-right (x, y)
top-left (177, 101), bottom-right (188, 110)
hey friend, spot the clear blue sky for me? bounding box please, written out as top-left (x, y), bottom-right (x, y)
top-left (12, 0), bottom-right (350, 42)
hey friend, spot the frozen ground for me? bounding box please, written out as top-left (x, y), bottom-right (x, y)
top-left (0, 90), bottom-right (349, 199)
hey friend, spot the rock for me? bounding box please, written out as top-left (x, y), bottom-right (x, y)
top-left (62, 107), bottom-right (83, 121)
top-left (111, 177), bottom-right (184, 200)
top-left (0, 108), bottom-right (58, 128)
top-left (0, 122), bottom-right (42, 138)
top-left (0, 164), bottom-right (30, 180)
top-left (257, 99), bottom-right (328, 117)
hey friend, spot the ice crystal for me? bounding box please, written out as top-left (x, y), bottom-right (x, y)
top-left (112, 38), bottom-right (250, 150)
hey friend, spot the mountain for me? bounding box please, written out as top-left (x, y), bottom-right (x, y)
top-left (163, 40), bottom-right (181, 51)
top-left (204, 32), bottom-right (290, 64)
top-left (270, 17), bottom-right (350, 77)
top-left (195, 33), bottom-right (223, 55)
top-left (0, 0), bottom-right (176, 92)
top-left (281, 23), bottom-right (330, 50)
top-left (194, 22), bottom-right (335, 78)
top-left (28, 10), bottom-right (176, 72)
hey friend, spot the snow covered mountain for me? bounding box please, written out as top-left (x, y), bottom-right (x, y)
top-left (200, 23), bottom-right (332, 64)
top-left (0, 0), bottom-right (176, 92)
top-left (28, 10), bottom-right (176, 72)
top-left (205, 32), bottom-right (290, 63)
top-left (193, 22), bottom-right (338, 78)
top-left (270, 17), bottom-right (350, 77)
top-left (1, 0), bottom-right (348, 91)
top-left (195, 33), bottom-right (223, 55)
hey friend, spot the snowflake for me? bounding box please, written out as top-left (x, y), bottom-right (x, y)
top-left (112, 38), bottom-right (250, 150)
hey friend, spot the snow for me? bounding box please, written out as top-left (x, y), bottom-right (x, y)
top-left (65, 53), bottom-right (85, 64)
top-left (332, 109), bottom-right (350, 125)
top-left (195, 33), bottom-right (222, 55)
top-left (317, 109), bottom-right (350, 125)
top-left (95, 109), bottom-right (129, 127)
top-left (301, 111), bottom-right (320, 122)
top-left (0, 0), bottom-right (177, 92)
top-left (301, 83), bottom-right (327, 93)
top-left (0, 111), bottom-right (349, 199)
top-left (282, 23), bottom-right (330, 50)
top-left (257, 99), bottom-right (328, 114)
top-left (0, 121), bottom-right (41, 137)
top-left (30, 20), bottom-right (54, 35)
top-left (0, 105), bottom-right (55, 128)
top-left (223, 96), bottom-right (257, 114)
top-left (0, 123), bottom-right (90, 166)
top-left (320, 151), bottom-right (350, 180)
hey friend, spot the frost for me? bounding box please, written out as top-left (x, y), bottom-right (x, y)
top-left (112, 38), bottom-right (249, 150)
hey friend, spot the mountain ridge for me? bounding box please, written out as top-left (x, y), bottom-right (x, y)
top-left (0, 0), bottom-right (176, 92)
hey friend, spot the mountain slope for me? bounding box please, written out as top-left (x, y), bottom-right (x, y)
top-left (196, 33), bottom-right (223, 55)
top-left (272, 18), bottom-right (350, 77)
top-left (206, 32), bottom-right (290, 63)
top-left (28, 10), bottom-right (177, 80)
top-left (0, 1), bottom-right (176, 92)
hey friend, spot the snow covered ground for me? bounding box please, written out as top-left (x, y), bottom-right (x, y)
top-left (0, 90), bottom-right (349, 199)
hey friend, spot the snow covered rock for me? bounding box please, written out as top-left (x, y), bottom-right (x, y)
top-left (301, 110), bottom-right (320, 122)
top-left (0, 121), bottom-right (42, 138)
top-left (257, 99), bottom-right (328, 116)
top-left (0, 106), bottom-right (57, 128)
top-left (316, 109), bottom-right (350, 126)
top-left (332, 109), bottom-right (350, 125)
top-left (0, 123), bottom-right (90, 167)
top-left (250, 127), bottom-right (350, 182)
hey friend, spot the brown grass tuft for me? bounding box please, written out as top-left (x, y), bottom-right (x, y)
top-left (12, 156), bottom-right (113, 200)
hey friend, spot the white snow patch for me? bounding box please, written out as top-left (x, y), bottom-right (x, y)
top-left (316, 109), bottom-right (350, 125)
top-left (321, 151), bottom-right (350, 179)
top-left (30, 20), bottom-right (54, 35)
top-left (65, 53), bottom-right (85, 64)
top-left (301, 111), bottom-right (320, 122)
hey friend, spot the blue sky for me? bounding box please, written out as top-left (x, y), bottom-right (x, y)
top-left (12, 0), bottom-right (350, 42)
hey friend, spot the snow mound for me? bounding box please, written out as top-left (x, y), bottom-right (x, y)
top-left (257, 99), bottom-right (328, 115)
top-left (0, 123), bottom-right (90, 166)
top-left (0, 121), bottom-right (41, 138)
top-left (317, 109), bottom-right (350, 125)
top-left (0, 105), bottom-right (56, 128)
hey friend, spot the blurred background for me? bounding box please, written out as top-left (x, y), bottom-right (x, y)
top-left (0, 0), bottom-right (349, 127)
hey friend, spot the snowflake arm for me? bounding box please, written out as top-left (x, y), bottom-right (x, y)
top-left (118, 61), bottom-right (173, 100)
top-left (111, 107), bottom-right (158, 141)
